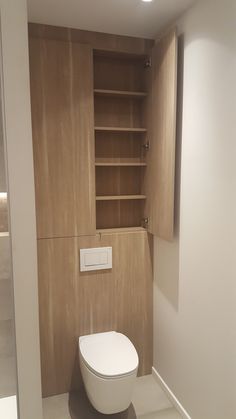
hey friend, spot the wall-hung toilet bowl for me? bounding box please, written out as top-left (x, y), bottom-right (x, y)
top-left (78, 331), bottom-right (139, 415)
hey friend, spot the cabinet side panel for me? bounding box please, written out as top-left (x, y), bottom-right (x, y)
top-left (145, 30), bottom-right (177, 240)
top-left (29, 38), bottom-right (95, 238)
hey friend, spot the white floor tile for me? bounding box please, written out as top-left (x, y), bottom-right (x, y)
top-left (132, 375), bottom-right (172, 417)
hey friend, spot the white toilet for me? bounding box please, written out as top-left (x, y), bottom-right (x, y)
top-left (78, 331), bottom-right (139, 415)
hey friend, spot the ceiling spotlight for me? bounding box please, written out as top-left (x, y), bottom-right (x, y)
top-left (141, 0), bottom-right (153, 2)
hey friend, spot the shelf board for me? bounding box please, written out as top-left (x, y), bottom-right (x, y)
top-left (95, 126), bottom-right (147, 133)
top-left (96, 227), bottom-right (146, 234)
top-left (96, 195), bottom-right (146, 201)
top-left (94, 89), bottom-right (147, 98)
top-left (95, 162), bottom-right (147, 167)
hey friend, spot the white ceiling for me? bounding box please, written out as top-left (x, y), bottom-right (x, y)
top-left (27, 0), bottom-right (196, 39)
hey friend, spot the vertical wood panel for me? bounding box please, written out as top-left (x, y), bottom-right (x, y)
top-left (144, 30), bottom-right (177, 240)
top-left (37, 231), bottom-right (153, 397)
top-left (29, 39), bottom-right (95, 238)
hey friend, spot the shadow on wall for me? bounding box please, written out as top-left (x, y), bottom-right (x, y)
top-left (154, 34), bottom-right (185, 312)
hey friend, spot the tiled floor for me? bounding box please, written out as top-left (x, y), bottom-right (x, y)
top-left (43, 375), bottom-right (182, 419)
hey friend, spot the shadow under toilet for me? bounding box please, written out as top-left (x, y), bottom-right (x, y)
top-left (68, 386), bottom-right (137, 419)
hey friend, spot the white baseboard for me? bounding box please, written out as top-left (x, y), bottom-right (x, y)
top-left (152, 367), bottom-right (191, 419)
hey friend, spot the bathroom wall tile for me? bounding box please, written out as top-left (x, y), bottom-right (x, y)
top-left (0, 279), bottom-right (14, 321)
top-left (0, 356), bottom-right (17, 397)
top-left (0, 320), bottom-right (15, 358)
top-left (138, 408), bottom-right (182, 419)
top-left (132, 376), bottom-right (172, 417)
top-left (0, 237), bottom-right (11, 280)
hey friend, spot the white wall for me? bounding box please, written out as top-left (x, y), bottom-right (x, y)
top-left (0, 1), bottom-right (43, 418)
top-left (153, 1), bottom-right (236, 418)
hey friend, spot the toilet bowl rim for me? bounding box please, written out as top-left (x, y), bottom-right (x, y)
top-left (80, 353), bottom-right (138, 380)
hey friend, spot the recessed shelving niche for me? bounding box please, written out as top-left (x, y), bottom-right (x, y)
top-left (93, 51), bottom-right (148, 231)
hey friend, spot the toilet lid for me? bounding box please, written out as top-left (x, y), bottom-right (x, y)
top-left (79, 331), bottom-right (139, 378)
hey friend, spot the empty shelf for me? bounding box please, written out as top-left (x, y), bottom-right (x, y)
top-left (97, 227), bottom-right (146, 234)
top-left (94, 89), bottom-right (147, 98)
top-left (95, 162), bottom-right (147, 167)
top-left (95, 126), bottom-right (147, 133)
top-left (96, 195), bottom-right (146, 201)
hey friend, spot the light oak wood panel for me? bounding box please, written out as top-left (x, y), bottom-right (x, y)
top-left (95, 162), bottom-right (147, 166)
top-left (94, 96), bottom-right (144, 129)
top-left (96, 195), bottom-right (146, 201)
top-left (29, 38), bottom-right (96, 238)
top-left (97, 227), bottom-right (146, 234)
top-left (95, 131), bottom-right (145, 163)
top-left (29, 23), bottom-right (154, 56)
top-left (96, 166), bottom-right (142, 196)
top-left (96, 200), bottom-right (144, 229)
top-left (95, 126), bottom-right (147, 133)
top-left (94, 54), bottom-right (147, 92)
top-left (37, 231), bottom-right (153, 396)
top-left (94, 89), bottom-right (147, 98)
top-left (144, 30), bottom-right (177, 240)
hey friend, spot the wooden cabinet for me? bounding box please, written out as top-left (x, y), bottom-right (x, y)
top-left (29, 24), bottom-right (177, 397)
top-left (29, 39), bottom-right (96, 239)
top-left (30, 28), bottom-right (177, 240)
top-left (94, 30), bottom-right (177, 240)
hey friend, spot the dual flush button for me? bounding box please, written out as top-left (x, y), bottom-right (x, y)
top-left (80, 247), bottom-right (112, 272)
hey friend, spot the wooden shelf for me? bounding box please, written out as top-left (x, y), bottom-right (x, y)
top-left (97, 227), bottom-right (146, 234)
top-left (95, 126), bottom-right (147, 133)
top-left (95, 162), bottom-right (147, 167)
top-left (94, 89), bottom-right (147, 98)
top-left (96, 195), bottom-right (146, 201)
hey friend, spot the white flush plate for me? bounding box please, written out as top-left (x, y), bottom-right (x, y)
top-left (80, 247), bottom-right (112, 272)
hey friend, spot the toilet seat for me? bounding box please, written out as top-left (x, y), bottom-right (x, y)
top-left (79, 331), bottom-right (139, 379)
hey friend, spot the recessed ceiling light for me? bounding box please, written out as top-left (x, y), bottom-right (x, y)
top-left (141, 0), bottom-right (153, 2)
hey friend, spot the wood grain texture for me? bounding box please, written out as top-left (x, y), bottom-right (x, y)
top-left (95, 131), bottom-right (145, 164)
top-left (94, 127), bottom-right (147, 133)
top-left (96, 195), bottom-right (146, 201)
top-left (96, 166), bottom-right (142, 196)
top-left (29, 38), bottom-right (96, 238)
top-left (94, 89), bottom-right (147, 98)
top-left (144, 30), bottom-right (177, 240)
top-left (94, 54), bottom-right (147, 92)
top-left (94, 51), bottom-right (147, 230)
top-left (94, 96), bottom-right (144, 129)
top-left (96, 200), bottom-right (144, 230)
top-left (37, 231), bottom-right (153, 397)
top-left (29, 23), bottom-right (154, 56)
top-left (95, 162), bottom-right (147, 166)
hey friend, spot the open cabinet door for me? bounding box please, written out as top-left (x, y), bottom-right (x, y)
top-left (144, 29), bottom-right (177, 240)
